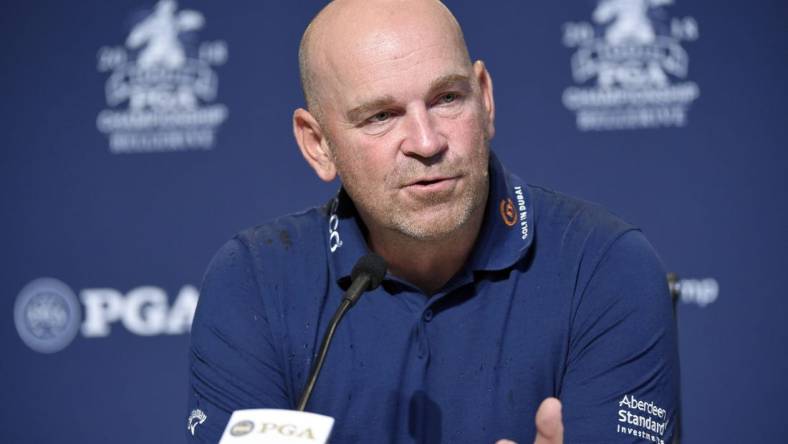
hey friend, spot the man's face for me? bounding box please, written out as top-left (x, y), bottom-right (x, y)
top-left (311, 14), bottom-right (495, 241)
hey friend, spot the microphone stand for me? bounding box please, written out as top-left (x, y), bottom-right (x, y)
top-left (296, 256), bottom-right (384, 411)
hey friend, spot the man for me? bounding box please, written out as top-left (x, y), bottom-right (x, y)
top-left (187, 1), bottom-right (679, 443)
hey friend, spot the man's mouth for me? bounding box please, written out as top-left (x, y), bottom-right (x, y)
top-left (413, 177), bottom-right (449, 186)
top-left (402, 175), bottom-right (460, 193)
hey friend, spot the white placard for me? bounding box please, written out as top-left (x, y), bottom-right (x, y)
top-left (219, 409), bottom-right (335, 444)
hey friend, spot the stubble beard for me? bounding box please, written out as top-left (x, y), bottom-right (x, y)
top-left (333, 137), bottom-right (491, 243)
top-left (387, 160), bottom-right (489, 241)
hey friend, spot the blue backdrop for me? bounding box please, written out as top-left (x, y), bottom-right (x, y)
top-left (2, 1), bottom-right (786, 442)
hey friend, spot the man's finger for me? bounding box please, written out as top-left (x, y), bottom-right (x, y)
top-left (533, 397), bottom-right (563, 444)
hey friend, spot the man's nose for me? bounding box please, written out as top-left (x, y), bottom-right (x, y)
top-left (401, 106), bottom-right (446, 160)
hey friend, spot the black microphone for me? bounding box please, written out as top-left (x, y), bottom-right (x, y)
top-left (296, 253), bottom-right (387, 412)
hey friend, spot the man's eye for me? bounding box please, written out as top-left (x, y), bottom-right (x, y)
top-left (370, 111), bottom-right (391, 123)
top-left (439, 93), bottom-right (458, 104)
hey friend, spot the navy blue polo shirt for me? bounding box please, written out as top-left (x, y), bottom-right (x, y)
top-left (187, 152), bottom-right (679, 443)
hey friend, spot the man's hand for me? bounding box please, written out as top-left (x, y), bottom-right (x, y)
top-left (495, 397), bottom-right (563, 444)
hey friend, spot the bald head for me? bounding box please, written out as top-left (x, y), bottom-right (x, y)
top-left (298, 0), bottom-right (471, 118)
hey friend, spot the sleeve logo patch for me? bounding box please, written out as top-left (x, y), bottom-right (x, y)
top-left (188, 409), bottom-right (207, 436)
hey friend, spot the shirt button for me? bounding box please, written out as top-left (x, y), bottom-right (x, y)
top-left (423, 309), bottom-right (434, 322)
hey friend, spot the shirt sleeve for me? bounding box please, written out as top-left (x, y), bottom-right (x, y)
top-left (186, 238), bottom-right (290, 442)
top-left (561, 229), bottom-right (680, 444)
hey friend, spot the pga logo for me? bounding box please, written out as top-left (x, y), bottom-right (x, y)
top-left (81, 284), bottom-right (198, 337)
top-left (14, 278), bottom-right (198, 353)
top-left (219, 409), bottom-right (334, 444)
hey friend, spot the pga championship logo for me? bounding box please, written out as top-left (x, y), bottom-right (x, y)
top-left (14, 277), bottom-right (198, 353)
top-left (561, 0), bottom-right (700, 131)
top-left (96, 0), bottom-right (228, 153)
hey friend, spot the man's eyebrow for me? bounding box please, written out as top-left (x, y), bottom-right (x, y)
top-left (345, 74), bottom-right (471, 124)
top-left (427, 73), bottom-right (471, 95)
top-left (346, 95), bottom-right (396, 123)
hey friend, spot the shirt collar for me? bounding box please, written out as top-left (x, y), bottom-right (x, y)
top-left (465, 151), bottom-right (534, 272)
top-left (325, 187), bottom-right (372, 287)
top-left (326, 151), bottom-right (534, 286)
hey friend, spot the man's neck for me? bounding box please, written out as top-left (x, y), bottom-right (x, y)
top-left (364, 207), bottom-right (485, 295)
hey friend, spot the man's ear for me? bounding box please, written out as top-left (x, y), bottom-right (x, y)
top-left (474, 60), bottom-right (496, 140)
top-left (293, 108), bottom-right (337, 182)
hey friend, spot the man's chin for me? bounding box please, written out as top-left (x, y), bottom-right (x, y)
top-left (390, 206), bottom-right (474, 241)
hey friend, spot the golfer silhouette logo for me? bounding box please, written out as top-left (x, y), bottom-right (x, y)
top-left (593, 0), bottom-right (672, 46)
top-left (126, 0), bottom-right (204, 70)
